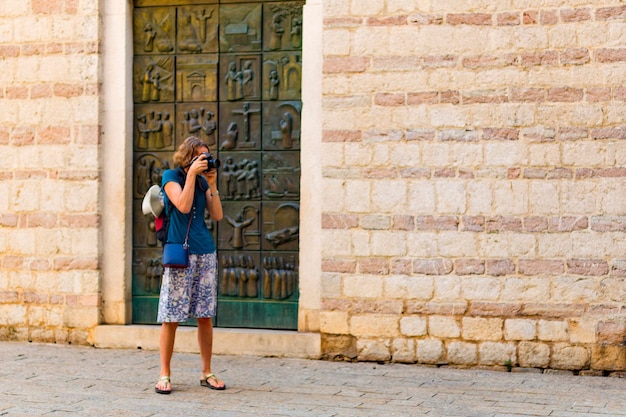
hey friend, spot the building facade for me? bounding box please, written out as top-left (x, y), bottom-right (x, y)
top-left (1, 0), bottom-right (626, 371)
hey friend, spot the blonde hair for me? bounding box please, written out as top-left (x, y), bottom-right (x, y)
top-left (172, 136), bottom-right (210, 168)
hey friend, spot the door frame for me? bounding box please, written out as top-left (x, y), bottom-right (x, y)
top-left (100, 0), bottom-right (322, 332)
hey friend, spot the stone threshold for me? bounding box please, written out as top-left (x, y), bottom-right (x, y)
top-left (93, 325), bottom-right (321, 359)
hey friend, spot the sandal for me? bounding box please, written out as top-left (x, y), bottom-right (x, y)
top-left (155, 376), bottom-right (172, 394)
top-left (200, 373), bottom-right (226, 390)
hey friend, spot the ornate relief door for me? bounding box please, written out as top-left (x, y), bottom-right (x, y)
top-left (132, 0), bottom-right (303, 329)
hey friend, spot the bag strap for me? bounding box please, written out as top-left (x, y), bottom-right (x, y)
top-left (183, 206), bottom-right (194, 249)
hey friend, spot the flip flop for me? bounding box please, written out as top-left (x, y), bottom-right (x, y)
top-left (200, 373), bottom-right (226, 390)
top-left (155, 376), bottom-right (172, 394)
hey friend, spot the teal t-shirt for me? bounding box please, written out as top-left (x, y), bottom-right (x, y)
top-left (161, 168), bottom-right (216, 255)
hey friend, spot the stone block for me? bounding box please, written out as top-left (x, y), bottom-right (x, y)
top-left (518, 342), bottom-right (550, 368)
top-left (385, 275), bottom-right (433, 300)
top-left (447, 341), bottom-right (477, 365)
top-left (391, 338), bottom-right (416, 363)
top-left (350, 314), bottom-right (399, 337)
top-left (591, 345), bottom-right (626, 371)
top-left (551, 343), bottom-right (589, 370)
top-left (417, 338), bottom-right (445, 364)
top-left (462, 317), bottom-right (503, 341)
top-left (400, 316), bottom-right (427, 337)
top-left (504, 319), bottom-right (536, 341)
top-left (356, 338), bottom-right (391, 362)
top-left (320, 311), bottom-right (349, 334)
top-left (538, 320), bottom-right (568, 342)
top-left (429, 316), bottom-right (460, 338)
top-left (479, 342), bottom-right (517, 366)
top-left (343, 275), bottom-right (383, 298)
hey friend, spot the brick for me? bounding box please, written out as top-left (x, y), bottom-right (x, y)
top-left (520, 51), bottom-right (558, 66)
top-left (455, 259), bottom-right (485, 275)
top-left (567, 259), bottom-right (609, 276)
top-left (413, 259), bottom-right (453, 275)
top-left (523, 10), bottom-right (538, 25)
top-left (519, 259), bottom-right (563, 275)
top-left (447, 13), bottom-right (492, 26)
top-left (485, 216), bottom-right (522, 232)
top-left (547, 87), bottom-right (583, 102)
top-left (461, 216), bottom-right (484, 232)
top-left (585, 87), bottom-right (610, 102)
top-left (6, 87), bottom-right (28, 99)
top-left (511, 88), bottom-right (545, 102)
top-left (521, 303), bottom-right (585, 318)
top-left (38, 126), bottom-right (70, 144)
top-left (407, 92), bottom-right (438, 105)
top-left (322, 258), bottom-right (356, 273)
top-left (390, 258), bottom-right (411, 274)
top-left (560, 48), bottom-right (590, 65)
top-left (406, 302), bottom-right (467, 315)
top-left (322, 213), bottom-right (358, 229)
top-left (374, 93), bottom-right (405, 106)
top-left (540, 10), bottom-right (558, 25)
top-left (440, 90), bottom-right (460, 104)
top-left (358, 257), bottom-right (389, 275)
top-left (0, 45), bottom-right (20, 58)
top-left (392, 215), bottom-right (414, 231)
top-left (469, 302), bottom-right (521, 317)
top-left (324, 57), bottom-right (369, 73)
top-left (548, 216), bottom-right (588, 232)
top-left (32, 0), bottom-right (64, 14)
top-left (405, 129), bottom-right (435, 141)
top-left (324, 17), bottom-right (362, 27)
top-left (597, 320), bottom-right (626, 344)
top-left (557, 127), bottom-right (587, 140)
top-left (483, 128), bottom-right (518, 141)
top-left (524, 216), bottom-right (548, 232)
top-left (560, 8), bottom-right (591, 23)
top-left (486, 259), bottom-right (516, 276)
top-left (322, 130), bottom-right (363, 142)
top-left (496, 12), bottom-right (520, 26)
top-left (366, 15), bottom-right (407, 26)
top-left (596, 6), bottom-right (626, 20)
top-left (423, 55), bottom-right (456, 68)
top-left (53, 83), bottom-right (84, 98)
top-left (408, 14), bottom-right (443, 25)
top-left (596, 48), bottom-right (626, 63)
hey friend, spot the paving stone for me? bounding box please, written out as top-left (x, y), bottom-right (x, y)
top-left (0, 342), bottom-right (626, 416)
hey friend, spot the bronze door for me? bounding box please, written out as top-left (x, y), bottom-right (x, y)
top-left (131, 0), bottom-right (302, 329)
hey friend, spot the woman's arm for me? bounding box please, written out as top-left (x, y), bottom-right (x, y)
top-left (203, 169), bottom-right (223, 221)
top-left (164, 157), bottom-right (206, 214)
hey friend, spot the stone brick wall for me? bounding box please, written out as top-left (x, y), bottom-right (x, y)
top-left (320, 2), bottom-right (626, 370)
top-left (0, 1), bottom-right (101, 343)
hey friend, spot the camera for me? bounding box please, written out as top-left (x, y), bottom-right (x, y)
top-left (199, 152), bottom-right (221, 172)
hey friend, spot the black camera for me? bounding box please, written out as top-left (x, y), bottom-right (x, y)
top-left (190, 152), bottom-right (221, 172)
top-left (200, 152), bottom-right (221, 172)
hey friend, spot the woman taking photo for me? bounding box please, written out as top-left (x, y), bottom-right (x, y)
top-left (155, 136), bottom-right (225, 394)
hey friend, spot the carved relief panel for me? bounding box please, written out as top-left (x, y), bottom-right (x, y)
top-left (133, 1), bottom-right (303, 329)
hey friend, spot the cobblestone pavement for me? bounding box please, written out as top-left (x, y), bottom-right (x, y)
top-left (0, 342), bottom-right (625, 416)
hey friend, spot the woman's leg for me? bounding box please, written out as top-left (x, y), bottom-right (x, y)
top-left (156, 321), bottom-right (178, 391)
top-left (197, 317), bottom-right (224, 388)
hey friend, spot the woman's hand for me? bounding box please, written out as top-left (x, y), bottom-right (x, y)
top-left (203, 167), bottom-right (218, 189)
top-left (188, 154), bottom-right (209, 177)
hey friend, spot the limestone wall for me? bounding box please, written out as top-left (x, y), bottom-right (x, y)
top-left (1, 0), bottom-right (626, 372)
top-left (319, 1), bottom-right (626, 371)
top-left (0, 2), bottom-right (102, 343)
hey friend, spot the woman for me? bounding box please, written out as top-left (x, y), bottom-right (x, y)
top-left (155, 136), bottom-right (225, 394)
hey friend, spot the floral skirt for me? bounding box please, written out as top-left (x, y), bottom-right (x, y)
top-left (157, 252), bottom-right (217, 323)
